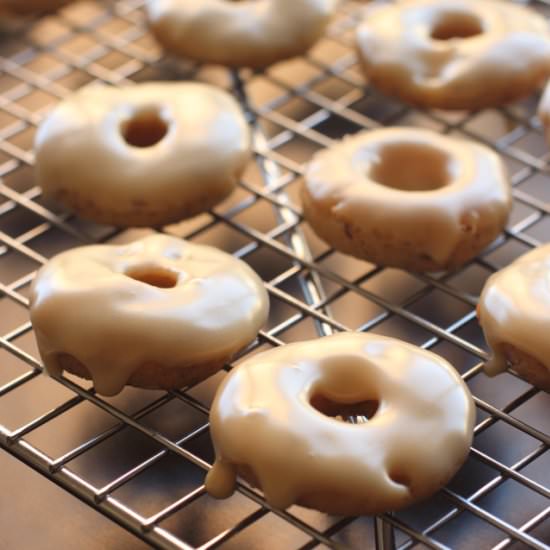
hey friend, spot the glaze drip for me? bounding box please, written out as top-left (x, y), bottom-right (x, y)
top-left (304, 127), bottom-right (511, 265)
top-left (206, 333), bottom-right (474, 515)
top-left (478, 244), bottom-right (550, 378)
top-left (30, 234), bottom-right (269, 396)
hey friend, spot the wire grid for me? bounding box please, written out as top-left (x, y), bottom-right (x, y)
top-left (0, 0), bottom-right (548, 548)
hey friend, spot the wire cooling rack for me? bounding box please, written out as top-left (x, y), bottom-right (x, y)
top-left (0, 0), bottom-right (549, 548)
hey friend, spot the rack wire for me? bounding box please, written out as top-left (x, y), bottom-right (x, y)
top-left (0, 0), bottom-right (548, 548)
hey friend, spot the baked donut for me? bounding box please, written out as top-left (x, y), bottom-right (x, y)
top-left (34, 82), bottom-right (251, 227)
top-left (356, 0), bottom-right (550, 110)
top-left (478, 244), bottom-right (550, 392)
top-left (538, 80), bottom-right (550, 148)
top-left (145, 0), bottom-right (335, 68)
top-left (0, 0), bottom-right (71, 15)
top-left (302, 127), bottom-right (511, 272)
top-left (29, 234), bottom-right (269, 396)
top-left (206, 333), bottom-right (474, 515)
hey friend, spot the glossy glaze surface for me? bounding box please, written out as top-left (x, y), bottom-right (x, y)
top-left (34, 82), bottom-right (251, 226)
top-left (304, 127), bottom-right (511, 266)
top-left (30, 234), bottom-right (269, 396)
top-left (206, 333), bottom-right (474, 514)
top-left (146, 0), bottom-right (335, 68)
top-left (479, 244), bottom-right (550, 377)
top-left (356, 0), bottom-right (550, 109)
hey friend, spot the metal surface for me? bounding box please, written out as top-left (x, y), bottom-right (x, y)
top-left (0, 0), bottom-right (549, 548)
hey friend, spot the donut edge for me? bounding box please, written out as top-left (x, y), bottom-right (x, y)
top-left (486, 342), bottom-right (550, 392)
top-left (300, 181), bottom-right (505, 272)
top-left (56, 352), bottom-right (233, 393)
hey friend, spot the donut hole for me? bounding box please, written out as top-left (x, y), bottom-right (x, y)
top-left (310, 393), bottom-right (379, 423)
top-left (370, 143), bottom-right (451, 192)
top-left (125, 265), bottom-right (178, 288)
top-left (388, 468), bottom-right (411, 489)
top-left (121, 108), bottom-right (168, 148)
top-left (431, 12), bottom-right (483, 40)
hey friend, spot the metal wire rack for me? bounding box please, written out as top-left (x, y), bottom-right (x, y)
top-left (0, 0), bottom-right (548, 548)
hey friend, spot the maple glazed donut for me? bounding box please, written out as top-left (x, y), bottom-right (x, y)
top-left (0, 0), bottom-right (71, 15)
top-left (206, 333), bottom-right (474, 515)
top-left (34, 82), bottom-right (251, 227)
top-left (29, 234), bottom-right (269, 396)
top-left (478, 244), bottom-right (550, 392)
top-left (538, 80), bottom-right (550, 149)
top-left (145, 0), bottom-right (335, 68)
top-left (356, 0), bottom-right (550, 110)
top-left (302, 128), bottom-right (512, 272)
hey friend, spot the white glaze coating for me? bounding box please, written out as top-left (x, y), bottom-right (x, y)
top-left (303, 127), bottom-right (511, 266)
top-left (206, 333), bottom-right (474, 514)
top-left (34, 82), bottom-right (251, 227)
top-left (30, 234), bottom-right (269, 396)
top-left (479, 244), bottom-right (550, 378)
top-left (356, 0), bottom-right (550, 109)
top-left (145, 0), bottom-right (335, 68)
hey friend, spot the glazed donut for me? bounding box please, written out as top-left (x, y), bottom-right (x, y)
top-left (302, 128), bottom-right (511, 272)
top-left (206, 333), bottom-right (474, 515)
top-left (356, 0), bottom-right (550, 110)
top-left (538, 80), bottom-right (550, 148)
top-left (145, 0), bottom-right (335, 68)
top-left (478, 244), bottom-right (550, 392)
top-left (34, 82), bottom-right (251, 227)
top-left (29, 234), bottom-right (269, 396)
top-left (0, 0), bottom-right (71, 15)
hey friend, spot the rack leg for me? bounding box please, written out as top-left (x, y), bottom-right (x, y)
top-left (375, 516), bottom-right (395, 550)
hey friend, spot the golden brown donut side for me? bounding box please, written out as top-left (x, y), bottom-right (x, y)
top-left (538, 80), bottom-right (550, 149)
top-left (47, 174), bottom-right (235, 228)
top-left (355, 48), bottom-right (550, 112)
top-left (477, 301), bottom-right (549, 390)
top-left (477, 244), bottom-right (550, 390)
top-left (497, 344), bottom-right (550, 393)
top-left (301, 182), bottom-right (505, 272)
top-left (57, 353), bottom-right (231, 392)
top-left (232, 464), bottom-right (454, 516)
